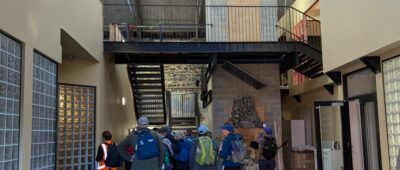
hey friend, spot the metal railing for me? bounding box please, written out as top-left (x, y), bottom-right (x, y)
top-left (103, 4), bottom-right (321, 50)
top-left (170, 91), bottom-right (197, 118)
top-left (165, 90), bottom-right (200, 127)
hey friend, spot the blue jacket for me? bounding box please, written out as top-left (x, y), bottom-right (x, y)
top-left (219, 133), bottom-right (241, 168)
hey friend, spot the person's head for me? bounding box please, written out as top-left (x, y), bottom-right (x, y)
top-left (174, 132), bottom-right (186, 141)
top-left (264, 127), bottom-right (273, 135)
top-left (153, 127), bottom-right (159, 132)
top-left (166, 126), bottom-right (173, 133)
top-left (102, 130), bottom-right (112, 141)
top-left (221, 123), bottom-right (234, 137)
top-left (198, 125), bottom-right (209, 136)
top-left (137, 116), bottom-right (149, 129)
top-left (158, 127), bottom-right (168, 137)
top-left (185, 129), bottom-right (193, 137)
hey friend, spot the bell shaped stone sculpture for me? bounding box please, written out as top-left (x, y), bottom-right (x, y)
top-left (229, 96), bottom-right (261, 128)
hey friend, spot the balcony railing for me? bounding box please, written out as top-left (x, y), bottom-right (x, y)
top-left (103, 4), bottom-right (321, 51)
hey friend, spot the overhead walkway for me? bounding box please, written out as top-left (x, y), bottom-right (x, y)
top-left (103, 4), bottom-right (323, 125)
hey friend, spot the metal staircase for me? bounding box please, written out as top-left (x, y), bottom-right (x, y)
top-left (293, 53), bottom-right (322, 78)
top-left (128, 64), bottom-right (166, 124)
top-left (276, 25), bottom-right (323, 79)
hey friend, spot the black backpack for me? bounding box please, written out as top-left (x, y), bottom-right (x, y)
top-left (104, 143), bottom-right (124, 167)
top-left (262, 136), bottom-right (278, 160)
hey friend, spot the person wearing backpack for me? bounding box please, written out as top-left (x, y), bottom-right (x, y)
top-left (96, 130), bottom-right (123, 170)
top-left (258, 127), bottom-right (277, 170)
top-left (158, 127), bottom-right (174, 170)
top-left (189, 125), bottom-right (218, 170)
top-left (219, 123), bottom-right (243, 170)
top-left (185, 129), bottom-right (195, 142)
top-left (165, 126), bottom-right (176, 144)
top-left (173, 132), bottom-right (193, 170)
top-left (117, 116), bottom-right (164, 170)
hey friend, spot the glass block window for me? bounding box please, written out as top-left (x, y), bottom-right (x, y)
top-left (0, 32), bottom-right (21, 170)
top-left (383, 56), bottom-right (400, 170)
top-left (31, 52), bottom-right (57, 170)
top-left (57, 84), bottom-right (95, 170)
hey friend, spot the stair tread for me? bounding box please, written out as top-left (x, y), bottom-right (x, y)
top-left (137, 109), bottom-right (164, 111)
top-left (133, 85), bottom-right (163, 89)
top-left (132, 67), bottom-right (161, 71)
top-left (132, 74), bottom-right (161, 77)
top-left (294, 59), bottom-right (317, 70)
top-left (131, 64), bottom-right (160, 68)
top-left (135, 96), bottom-right (164, 99)
top-left (303, 67), bottom-right (322, 77)
top-left (301, 63), bottom-right (321, 73)
top-left (136, 102), bottom-right (164, 105)
top-left (132, 80), bottom-right (163, 83)
top-left (134, 91), bottom-right (164, 95)
top-left (133, 88), bottom-right (163, 91)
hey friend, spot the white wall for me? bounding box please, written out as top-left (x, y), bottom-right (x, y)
top-left (0, 0), bottom-right (103, 62)
top-left (0, 1), bottom-right (138, 169)
top-left (320, 0), bottom-right (400, 72)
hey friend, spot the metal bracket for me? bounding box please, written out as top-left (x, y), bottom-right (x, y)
top-left (326, 71), bottom-right (342, 85)
top-left (323, 84), bottom-right (334, 95)
top-left (293, 95), bottom-right (301, 103)
top-left (360, 56), bottom-right (381, 73)
top-left (205, 55), bottom-right (217, 84)
top-left (201, 90), bottom-right (212, 108)
top-left (222, 61), bottom-right (267, 89)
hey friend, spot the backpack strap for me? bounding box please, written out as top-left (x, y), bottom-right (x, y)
top-left (98, 144), bottom-right (108, 169)
top-left (101, 144), bottom-right (108, 160)
top-left (133, 130), bottom-right (143, 151)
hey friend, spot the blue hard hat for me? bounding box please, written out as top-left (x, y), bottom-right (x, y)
top-left (264, 127), bottom-right (273, 135)
top-left (221, 123), bottom-right (235, 132)
top-left (198, 125), bottom-right (209, 134)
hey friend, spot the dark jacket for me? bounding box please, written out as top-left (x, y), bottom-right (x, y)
top-left (219, 133), bottom-right (241, 168)
top-left (189, 135), bottom-right (219, 170)
top-left (258, 135), bottom-right (276, 160)
top-left (117, 128), bottom-right (164, 170)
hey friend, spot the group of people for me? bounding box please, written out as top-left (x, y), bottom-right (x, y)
top-left (96, 116), bottom-right (278, 170)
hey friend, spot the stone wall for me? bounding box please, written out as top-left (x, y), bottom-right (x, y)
top-left (164, 64), bottom-right (203, 89)
top-left (211, 63), bottom-right (281, 138)
top-left (163, 64), bottom-right (209, 124)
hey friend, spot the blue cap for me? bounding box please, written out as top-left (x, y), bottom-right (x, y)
top-left (198, 125), bottom-right (209, 134)
top-left (138, 116), bottom-right (149, 125)
top-left (264, 127), bottom-right (273, 135)
top-left (221, 123), bottom-right (234, 132)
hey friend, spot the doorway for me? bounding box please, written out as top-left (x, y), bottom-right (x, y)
top-left (348, 95), bottom-right (381, 170)
top-left (314, 101), bottom-right (352, 170)
top-left (344, 68), bottom-right (381, 170)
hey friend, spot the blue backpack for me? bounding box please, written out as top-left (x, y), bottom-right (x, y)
top-left (174, 139), bottom-right (192, 162)
top-left (135, 130), bottom-right (160, 160)
top-left (230, 135), bottom-right (246, 163)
